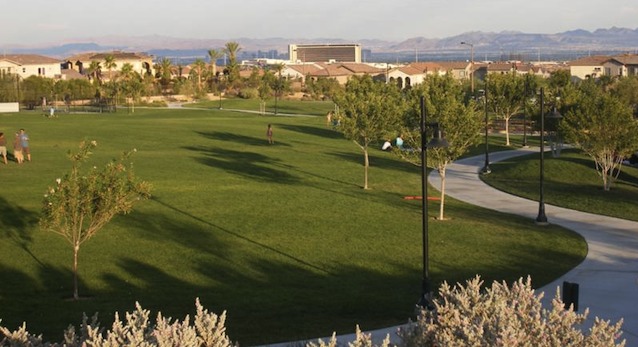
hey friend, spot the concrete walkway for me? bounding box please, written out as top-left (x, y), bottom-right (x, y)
top-left (260, 149), bottom-right (638, 347)
top-left (429, 149), bottom-right (638, 346)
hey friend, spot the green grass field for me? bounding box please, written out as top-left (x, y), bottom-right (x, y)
top-left (481, 148), bottom-right (638, 222)
top-left (0, 106), bottom-right (586, 345)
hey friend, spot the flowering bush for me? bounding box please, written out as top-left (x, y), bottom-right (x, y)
top-left (0, 276), bottom-right (626, 346)
top-left (0, 299), bottom-right (233, 347)
top-left (398, 276), bottom-right (625, 347)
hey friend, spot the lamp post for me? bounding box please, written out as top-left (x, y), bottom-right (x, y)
top-left (418, 96), bottom-right (449, 309)
top-left (481, 80), bottom-right (491, 174)
top-left (535, 88), bottom-right (562, 225)
top-left (536, 88), bottom-right (548, 225)
top-left (460, 41), bottom-right (474, 95)
top-left (522, 78), bottom-right (529, 148)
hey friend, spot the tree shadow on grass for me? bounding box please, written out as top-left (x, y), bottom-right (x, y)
top-left (184, 146), bottom-right (300, 185)
top-left (196, 131), bottom-right (292, 148)
top-left (0, 196), bottom-right (43, 265)
top-left (328, 151), bottom-right (418, 175)
top-left (276, 124), bottom-right (344, 140)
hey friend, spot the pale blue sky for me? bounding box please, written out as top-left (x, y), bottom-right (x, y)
top-left (2, 0), bottom-right (637, 46)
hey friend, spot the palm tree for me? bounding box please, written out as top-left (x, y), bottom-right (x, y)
top-left (86, 61), bottom-right (102, 84)
top-left (223, 41), bottom-right (241, 83)
top-left (271, 63), bottom-right (285, 115)
top-left (103, 54), bottom-right (116, 82)
top-left (156, 57), bottom-right (174, 94)
top-left (207, 49), bottom-right (223, 77)
top-left (191, 59), bottom-right (207, 93)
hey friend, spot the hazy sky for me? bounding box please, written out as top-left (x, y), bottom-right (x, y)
top-left (2, 0), bottom-right (637, 46)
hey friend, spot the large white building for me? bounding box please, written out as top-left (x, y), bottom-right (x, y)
top-left (289, 44), bottom-right (362, 63)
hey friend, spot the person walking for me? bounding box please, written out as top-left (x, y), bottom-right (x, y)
top-left (267, 124), bottom-right (274, 144)
top-left (19, 128), bottom-right (30, 162)
top-left (13, 132), bottom-right (23, 164)
top-left (0, 132), bottom-right (7, 164)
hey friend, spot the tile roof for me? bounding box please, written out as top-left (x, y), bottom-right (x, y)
top-left (0, 54), bottom-right (61, 65)
top-left (568, 55), bottom-right (611, 66)
top-left (609, 54), bottom-right (638, 65)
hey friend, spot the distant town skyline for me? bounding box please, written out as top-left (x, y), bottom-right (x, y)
top-left (2, 0), bottom-right (637, 47)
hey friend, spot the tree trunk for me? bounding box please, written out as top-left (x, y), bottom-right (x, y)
top-left (363, 148), bottom-right (369, 190)
top-left (73, 243), bottom-right (80, 300)
top-left (505, 117), bottom-right (511, 146)
top-left (438, 166), bottom-right (447, 220)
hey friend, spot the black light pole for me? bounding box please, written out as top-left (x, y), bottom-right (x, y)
top-left (522, 79), bottom-right (529, 148)
top-left (418, 96), bottom-right (448, 309)
top-left (481, 80), bottom-right (491, 174)
top-left (535, 88), bottom-right (548, 225)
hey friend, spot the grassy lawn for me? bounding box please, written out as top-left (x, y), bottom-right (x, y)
top-left (189, 97), bottom-right (336, 116)
top-left (481, 148), bottom-right (638, 222)
top-left (0, 108), bottom-right (586, 345)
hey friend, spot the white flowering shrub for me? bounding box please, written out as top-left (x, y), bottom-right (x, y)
top-left (0, 299), bottom-right (234, 347)
top-left (0, 277), bottom-right (626, 346)
top-left (398, 276), bottom-right (625, 347)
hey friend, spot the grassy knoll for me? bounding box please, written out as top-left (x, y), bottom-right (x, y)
top-left (481, 147), bottom-right (638, 222)
top-left (0, 108), bottom-right (585, 345)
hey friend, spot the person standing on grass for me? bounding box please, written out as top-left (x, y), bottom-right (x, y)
top-left (19, 128), bottom-right (30, 162)
top-left (0, 132), bottom-right (7, 164)
top-left (267, 124), bottom-right (274, 144)
top-left (13, 132), bottom-right (23, 164)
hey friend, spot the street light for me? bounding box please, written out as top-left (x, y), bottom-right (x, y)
top-left (535, 87), bottom-right (561, 225)
top-left (522, 77), bottom-right (530, 148)
top-left (480, 79), bottom-right (491, 174)
top-left (460, 42), bottom-right (474, 95)
top-left (418, 96), bottom-right (449, 310)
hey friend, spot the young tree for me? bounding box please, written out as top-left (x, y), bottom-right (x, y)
top-left (39, 141), bottom-right (151, 300)
top-left (397, 74), bottom-right (482, 219)
top-left (561, 80), bottom-right (638, 191)
top-left (486, 73), bottom-right (526, 146)
top-left (332, 74), bottom-right (405, 189)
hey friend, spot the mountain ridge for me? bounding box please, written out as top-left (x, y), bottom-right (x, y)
top-left (3, 27), bottom-right (638, 59)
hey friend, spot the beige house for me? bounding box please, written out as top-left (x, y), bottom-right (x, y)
top-left (64, 51), bottom-right (154, 81)
top-left (0, 54), bottom-right (62, 79)
top-left (307, 62), bottom-right (384, 84)
top-left (568, 55), bottom-right (610, 80)
top-left (602, 54), bottom-right (638, 77)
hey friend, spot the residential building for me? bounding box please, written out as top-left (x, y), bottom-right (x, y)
top-left (568, 55), bottom-right (610, 80)
top-left (63, 51), bottom-right (154, 81)
top-left (603, 54), bottom-right (638, 77)
top-left (0, 54), bottom-right (62, 79)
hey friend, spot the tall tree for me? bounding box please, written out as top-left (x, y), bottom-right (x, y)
top-left (486, 73), bottom-right (526, 146)
top-left (39, 140), bottom-right (151, 300)
top-left (156, 57), bottom-right (174, 94)
top-left (223, 41), bottom-right (241, 83)
top-left (397, 74), bottom-right (482, 219)
top-left (207, 49), bottom-right (223, 78)
top-left (191, 58), bottom-right (207, 94)
top-left (271, 63), bottom-right (285, 115)
top-left (103, 54), bottom-right (117, 82)
top-left (332, 75), bottom-right (405, 189)
top-left (561, 80), bottom-right (638, 191)
top-left (86, 61), bottom-right (102, 85)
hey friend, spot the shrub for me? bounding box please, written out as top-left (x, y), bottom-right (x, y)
top-left (0, 299), bottom-right (234, 347)
top-left (0, 277), bottom-right (625, 346)
top-left (398, 276), bottom-right (625, 347)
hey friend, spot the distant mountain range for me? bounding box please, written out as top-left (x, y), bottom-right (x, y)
top-left (3, 27), bottom-right (638, 62)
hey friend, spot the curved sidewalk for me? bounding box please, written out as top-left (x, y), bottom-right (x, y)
top-left (429, 149), bottom-right (638, 346)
